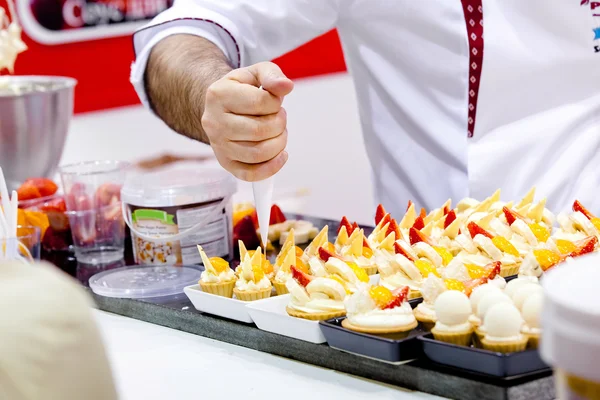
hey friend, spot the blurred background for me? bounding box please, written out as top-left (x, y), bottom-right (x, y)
top-left (3, 0), bottom-right (376, 225)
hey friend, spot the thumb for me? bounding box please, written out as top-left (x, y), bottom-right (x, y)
top-left (248, 62), bottom-right (294, 98)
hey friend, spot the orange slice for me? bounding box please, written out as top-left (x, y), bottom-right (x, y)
top-left (369, 286), bottom-right (394, 308)
top-left (492, 237), bottom-right (520, 257)
top-left (415, 259), bottom-right (440, 278)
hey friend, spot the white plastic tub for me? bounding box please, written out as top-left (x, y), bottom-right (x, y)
top-left (121, 164), bottom-right (236, 266)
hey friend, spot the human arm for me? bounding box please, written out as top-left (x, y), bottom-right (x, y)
top-left (130, 0), bottom-right (342, 180)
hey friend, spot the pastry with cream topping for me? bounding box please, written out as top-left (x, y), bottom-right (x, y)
top-left (272, 230), bottom-right (300, 295)
top-left (197, 245), bottom-right (237, 298)
top-left (342, 285), bottom-right (417, 337)
top-left (413, 275), bottom-right (446, 330)
top-left (431, 290), bottom-right (474, 346)
top-left (233, 247), bottom-right (272, 301)
top-left (480, 302), bottom-right (528, 353)
top-left (521, 292), bottom-right (543, 349)
top-left (335, 218), bottom-right (378, 275)
top-left (285, 266), bottom-right (347, 320)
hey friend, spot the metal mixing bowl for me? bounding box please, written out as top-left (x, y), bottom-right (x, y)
top-left (0, 75), bottom-right (77, 191)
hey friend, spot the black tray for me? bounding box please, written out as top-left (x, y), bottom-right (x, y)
top-left (319, 317), bottom-right (427, 363)
top-left (419, 333), bottom-right (550, 377)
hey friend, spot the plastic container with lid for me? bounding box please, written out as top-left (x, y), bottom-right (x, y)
top-left (121, 164), bottom-right (237, 266)
top-left (541, 253), bottom-right (600, 400)
top-left (89, 265), bottom-right (202, 304)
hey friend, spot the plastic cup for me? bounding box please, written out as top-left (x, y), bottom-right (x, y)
top-left (59, 160), bottom-right (129, 264)
top-left (0, 225), bottom-right (41, 263)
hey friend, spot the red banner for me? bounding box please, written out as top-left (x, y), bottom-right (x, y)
top-left (3, 0), bottom-right (346, 114)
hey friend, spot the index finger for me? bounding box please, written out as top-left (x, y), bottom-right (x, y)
top-left (216, 79), bottom-right (282, 115)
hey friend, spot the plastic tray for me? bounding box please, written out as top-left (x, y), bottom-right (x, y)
top-left (319, 317), bottom-right (426, 363)
top-left (418, 334), bottom-right (550, 377)
top-left (246, 294), bottom-right (327, 344)
top-left (184, 284), bottom-right (255, 323)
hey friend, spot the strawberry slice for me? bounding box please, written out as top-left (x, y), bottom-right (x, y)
top-left (443, 205), bottom-right (451, 215)
top-left (338, 216), bottom-right (354, 234)
top-left (502, 206), bottom-right (527, 226)
top-left (269, 204), bottom-right (287, 225)
top-left (467, 222), bottom-right (494, 239)
top-left (444, 210), bottom-right (457, 229)
top-left (406, 200), bottom-right (413, 212)
top-left (569, 236), bottom-right (598, 258)
top-left (375, 204), bottom-right (387, 225)
top-left (318, 246), bottom-right (338, 262)
top-left (420, 208), bottom-right (427, 219)
top-left (386, 218), bottom-right (401, 239)
top-left (485, 261), bottom-right (501, 280)
top-left (463, 277), bottom-right (489, 297)
top-left (363, 238), bottom-right (371, 250)
top-left (573, 200), bottom-right (596, 220)
top-left (17, 183), bottom-right (42, 201)
top-left (379, 213), bottom-right (391, 230)
top-left (394, 242), bottom-right (416, 261)
top-left (39, 197), bottom-right (67, 213)
top-left (23, 178), bottom-right (59, 198)
top-left (233, 216), bottom-right (261, 253)
top-left (382, 286), bottom-right (409, 310)
top-left (412, 215), bottom-right (425, 230)
top-left (409, 227), bottom-right (432, 245)
top-left (291, 265), bottom-right (313, 287)
top-left (352, 222), bottom-right (359, 232)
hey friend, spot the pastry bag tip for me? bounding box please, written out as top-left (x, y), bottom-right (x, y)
top-left (252, 177), bottom-right (274, 250)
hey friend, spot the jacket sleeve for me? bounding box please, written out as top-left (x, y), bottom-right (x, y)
top-left (130, 0), bottom-right (342, 107)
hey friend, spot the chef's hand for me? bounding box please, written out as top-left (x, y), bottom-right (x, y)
top-left (202, 62), bottom-right (294, 182)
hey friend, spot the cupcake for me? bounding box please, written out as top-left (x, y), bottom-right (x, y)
top-left (233, 247), bottom-right (273, 301)
top-left (197, 245), bottom-right (237, 298)
top-left (521, 292), bottom-right (543, 349)
top-left (431, 290), bottom-right (474, 346)
top-left (285, 266), bottom-right (347, 320)
top-left (342, 285), bottom-right (417, 338)
top-left (414, 275), bottom-right (446, 330)
top-left (480, 303), bottom-right (528, 353)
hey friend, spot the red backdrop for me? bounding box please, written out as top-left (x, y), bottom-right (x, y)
top-left (4, 0), bottom-right (347, 115)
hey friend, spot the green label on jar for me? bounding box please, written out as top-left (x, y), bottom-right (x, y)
top-left (132, 209), bottom-right (175, 225)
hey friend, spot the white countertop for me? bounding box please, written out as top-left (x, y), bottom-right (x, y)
top-left (94, 310), bottom-right (444, 400)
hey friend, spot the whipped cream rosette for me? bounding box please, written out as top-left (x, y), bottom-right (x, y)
top-left (285, 266), bottom-right (348, 321)
top-left (342, 285), bottom-right (417, 337)
top-left (197, 245), bottom-right (237, 298)
top-left (233, 247), bottom-right (273, 301)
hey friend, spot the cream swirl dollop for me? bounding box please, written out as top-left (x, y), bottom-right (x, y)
top-left (344, 287), bottom-right (415, 329)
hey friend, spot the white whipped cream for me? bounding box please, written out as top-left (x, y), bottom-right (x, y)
top-left (201, 269), bottom-right (236, 283)
top-left (235, 276), bottom-right (271, 291)
top-left (434, 321), bottom-right (473, 333)
top-left (346, 302), bottom-right (416, 329)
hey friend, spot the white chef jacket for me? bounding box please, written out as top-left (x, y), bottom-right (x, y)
top-left (130, 0), bottom-right (600, 218)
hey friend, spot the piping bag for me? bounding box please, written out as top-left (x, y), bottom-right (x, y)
top-left (253, 177), bottom-right (273, 250)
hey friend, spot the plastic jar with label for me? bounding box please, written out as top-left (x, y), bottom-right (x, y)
top-left (121, 165), bottom-right (237, 266)
top-left (541, 253), bottom-right (600, 400)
